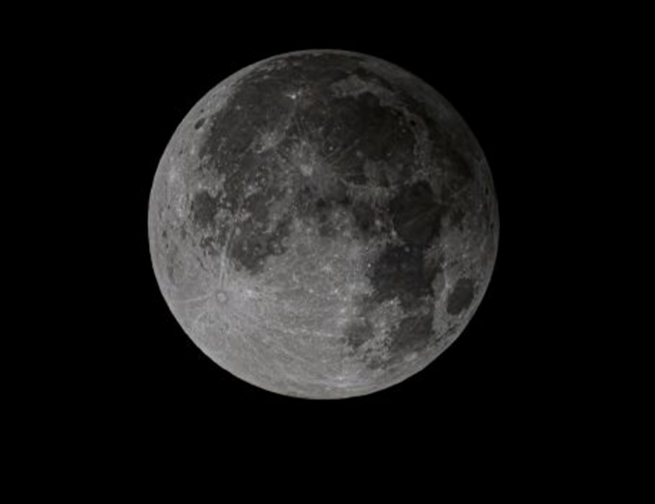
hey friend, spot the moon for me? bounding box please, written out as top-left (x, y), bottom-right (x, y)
top-left (148, 49), bottom-right (499, 399)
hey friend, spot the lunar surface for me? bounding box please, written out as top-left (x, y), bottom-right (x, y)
top-left (148, 49), bottom-right (499, 399)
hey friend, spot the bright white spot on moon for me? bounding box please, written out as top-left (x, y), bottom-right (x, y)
top-left (299, 163), bottom-right (313, 177)
top-left (404, 352), bottom-right (418, 362)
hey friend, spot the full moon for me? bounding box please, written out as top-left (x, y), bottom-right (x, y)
top-left (148, 50), bottom-right (499, 399)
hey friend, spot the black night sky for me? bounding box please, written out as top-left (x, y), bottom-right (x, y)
top-left (48, 9), bottom-right (600, 456)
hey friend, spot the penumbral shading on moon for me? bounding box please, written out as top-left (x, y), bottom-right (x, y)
top-left (148, 49), bottom-right (499, 399)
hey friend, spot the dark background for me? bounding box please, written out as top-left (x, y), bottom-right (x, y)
top-left (124, 41), bottom-right (549, 419)
top-left (6, 4), bottom-right (641, 490)
top-left (45, 9), bottom-right (605, 455)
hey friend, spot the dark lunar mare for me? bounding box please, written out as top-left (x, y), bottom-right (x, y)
top-left (187, 52), bottom-right (479, 368)
top-left (343, 188), bottom-right (446, 369)
top-left (446, 278), bottom-right (476, 315)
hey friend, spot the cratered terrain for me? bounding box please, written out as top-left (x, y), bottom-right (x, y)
top-left (148, 49), bottom-right (499, 399)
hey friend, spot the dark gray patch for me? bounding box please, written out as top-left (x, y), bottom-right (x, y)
top-left (368, 245), bottom-right (436, 309)
top-left (351, 200), bottom-right (377, 236)
top-left (165, 240), bottom-right (182, 286)
top-left (347, 300), bottom-right (437, 371)
top-left (314, 197), bottom-right (341, 237)
top-left (287, 91), bottom-right (416, 187)
top-left (189, 190), bottom-right (218, 230)
top-left (293, 184), bottom-right (336, 237)
top-left (343, 241), bottom-right (443, 370)
top-left (387, 306), bottom-right (435, 357)
top-left (450, 207), bottom-right (465, 228)
top-left (446, 278), bottom-right (476, 315)
top-left (196, 53), bottom-right (370, 172)
top-left (390, 181), bottom-right (443, 245)
top-left (369, 244), bottom-right (438, 310)
top-left (229, 215), bottom-right (292, 275)
top-left (194, 53), bottom-right (429, 277)
top-left (190, 51), bottom-right (481, 287)
top-left (356, 70), bottom-right (478, 202)
top-left (441, 148), bottom-right (475, 205)
top-left (343, 318), bottom-right (375, 350)
top-left (194, 117), bottom-right (206, 130)
top-left (327, 179), bottom-right (350, 204)
top-left (189, 139), bottom-right (298, 274)
top-left (158, 223), bottom-right (175, 253)
top-left (198, 71), bottom-right (298, 170)
top-left (193, 58), bottom-right (406, 276)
